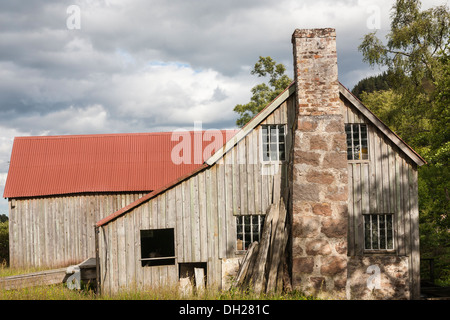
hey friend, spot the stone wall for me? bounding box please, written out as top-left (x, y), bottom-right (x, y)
top-left (290, 28), bottom-right (349, 298)
top-left (346, 256), bottom-right (410, 300)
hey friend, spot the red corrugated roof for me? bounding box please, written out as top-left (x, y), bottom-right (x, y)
top-left (4, 130), bottom-right (237, 198)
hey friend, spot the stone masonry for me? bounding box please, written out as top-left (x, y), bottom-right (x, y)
top-left (290, 28), bottom-right (349, 298)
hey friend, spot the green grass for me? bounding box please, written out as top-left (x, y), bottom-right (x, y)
top-left (0, 262), bottom-right (316, 300)
top-left (0, 284), bottom-right (97, 300)
top-left (102, 286), bottom-right (317, 301)
top-left (0, 280), bottom-right (316, 301)
top-left (0, 260), bottom-right (65, 277)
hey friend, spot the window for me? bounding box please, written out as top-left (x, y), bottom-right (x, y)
top-left (345, 123), bottom-right (368, 160)
top-left (140, 228), bottom-right (176, 267)
top-left (236, 215), bottom-right (265, 251)
top-left (262, 125), bottom-right (286, 162)
top-left (364, 214), bottom-right (394, 251)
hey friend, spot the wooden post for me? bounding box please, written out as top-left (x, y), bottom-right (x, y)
top-left (95, 225), bottom-right (101, 295)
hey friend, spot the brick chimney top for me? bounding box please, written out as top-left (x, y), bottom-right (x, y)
top-left (292, 28), bottom-right (336, 41)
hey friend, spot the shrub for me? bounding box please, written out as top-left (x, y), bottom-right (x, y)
top-left (0, 220), bottom-right (9, 266)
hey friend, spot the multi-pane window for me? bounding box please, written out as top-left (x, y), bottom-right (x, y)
top-left (345, 124), bottom-right (368, 160)
top-left (364, 214), bottom-right (394, 251)
top-left (236, 215), bottom-right (265, 251)
top-left (262, 125), bottom-right (286, 162)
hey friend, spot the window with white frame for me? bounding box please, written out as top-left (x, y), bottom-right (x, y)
top-left (236, 215), bottom-right (265, 251)
top-left (345, 123), bottom-right (368, 160)
top-left (363, 214), bottom-right (394, 251)
top-left (261, 124), bottom-right (286, 162)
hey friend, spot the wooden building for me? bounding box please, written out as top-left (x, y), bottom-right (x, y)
top-left (4, 28), bottom-right (426, 299)
top-left (4, 131), bottom-right (235, 268)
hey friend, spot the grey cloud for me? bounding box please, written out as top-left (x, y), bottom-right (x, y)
top-left (0, 0), bottom-right (409, 133)
top-left (0, 0), bottom-right (433, 215)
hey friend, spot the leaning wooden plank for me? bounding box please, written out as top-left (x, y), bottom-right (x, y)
top-left (235, 242), bottom-right (252, 282)
top-left (235, 241), bottom-right (258, 285)
top-left (267, 201), bottom-right (279, 271)
top-left (275, 253), bottom-right (284, 293)
top-left (267, 230), bottom-right (285, 293)
top-left (281, 226), bottom-right (291, 291)
top-left (252, 219), bottom-right (272, 294)
top-left (266, 200), bottom-right (287, 292)
top-left (194, 267), bottom-right (205, 292)
top-left (242, 243), bottom-right (260, 288)
top-left (272, 172), bottom-right (281, 204)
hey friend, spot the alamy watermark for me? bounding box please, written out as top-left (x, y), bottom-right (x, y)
top-left (66, 5), bottom-right (81, 30)
top-left (366, 264), bottom-right (381, 290)
top-left (170, 121), bottom-right (280, 175)
top-left (66, 1), bottom-right (113, 30)
top-left (366, 4), bottom-right (381, 30)
top-left (170, 121), bottom-right (229, 165)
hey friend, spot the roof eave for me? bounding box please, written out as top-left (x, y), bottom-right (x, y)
top-left (205, 81), bottom-right (295, 165)
top-left (96, 163), bottom-right (210, 227)
top-left (338, 82), bottom-right (427, 167)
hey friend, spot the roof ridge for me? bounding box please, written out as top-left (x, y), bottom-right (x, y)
top-left (13, 129), bottom-right (238, 140)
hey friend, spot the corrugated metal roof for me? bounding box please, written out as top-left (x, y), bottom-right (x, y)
top-left (3, 130), bottom-right (237, 198)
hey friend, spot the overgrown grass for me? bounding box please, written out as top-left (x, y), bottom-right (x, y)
top-left (0, 261), bottom-right (66, 277)
top-left (0, 284), bottom-right (97, 300)
top-left (1, 261), bottom-right (316, 300)
top-left (0, 280), bottom-right (316, 301)
top-left (102, 285), bottom-right (317, 301)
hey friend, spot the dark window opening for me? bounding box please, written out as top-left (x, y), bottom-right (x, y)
top-left (140, 228), bottom-right (175, 267)
top-left (179, 262), bottom-right (207, 279)
top-left (179, 262), bottom-right (207, 287)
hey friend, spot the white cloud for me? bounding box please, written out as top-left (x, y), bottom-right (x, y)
top-left (0, 173), bottom-right (7, 215)
top-left (0, 126), bottom-right (31, 215)
top-left (99, 62), bottom-right (250, 126)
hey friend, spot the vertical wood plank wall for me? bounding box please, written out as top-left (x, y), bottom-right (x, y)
top-left (342, 96), bottom-right (420, 298)
top-left (99, 97), bottom-right (295, 295)
top-left (8, 192), bottom-right (147, 268)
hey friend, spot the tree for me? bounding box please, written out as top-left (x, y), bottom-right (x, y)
top-left (358, 89), bottom-right (402, 131)
top-left (358, 0), bottom-right (450, 283)
top-left (351, 71), bottom-right (392, 99)
top-left (0, 214), bottom-right (8, 223)
top-left (0, 219), bottom-right (8, 265)
top-left (358, 0), bottom-right (449, 148)
top-left (234, 56), bottom-right (292, 127)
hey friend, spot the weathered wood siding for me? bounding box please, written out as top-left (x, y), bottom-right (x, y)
top-left (9, 192), bottom-right (147, 269)
top-left (342, 96), bottom-right (420, 299)
top-left (99, 97), bottom-right (296, 295)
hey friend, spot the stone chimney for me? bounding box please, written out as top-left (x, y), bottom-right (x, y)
top-left (290, 28), bottom-right (348, 298)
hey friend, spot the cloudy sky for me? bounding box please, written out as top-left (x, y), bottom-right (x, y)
top-left (0, 0), bottom-right (447, 215)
